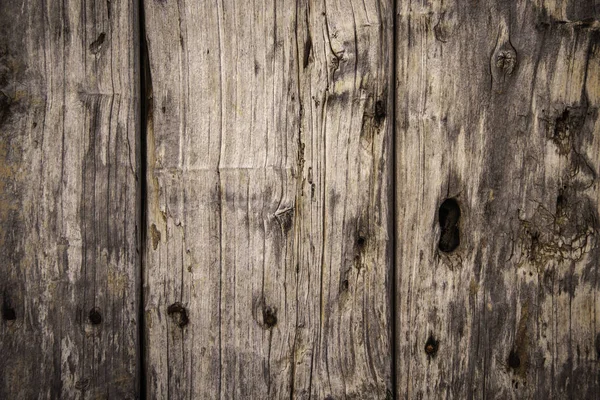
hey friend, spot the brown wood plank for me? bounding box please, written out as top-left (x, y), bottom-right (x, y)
top-left (0, 0), bottom-right (140, 399)
top-left (143, 0), bottom-right (394, 398)
top-left (395, 1), bottom-right (600, 398)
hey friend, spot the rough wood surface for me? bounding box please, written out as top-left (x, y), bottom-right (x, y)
top-left (395, 1), bottom-right (600, 398)
top-left (143, 0), bottom-right (393, 398)
top-left (5, 0), bottom-right (599, 398)
top-left (0, 1), bottom-right (140, 398)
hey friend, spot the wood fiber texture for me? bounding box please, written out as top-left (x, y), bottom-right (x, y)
top-left (0, 0), bottom-right (140, 398)
top-left (395, 1), bottom-right (600, 399)
top-left (3, 0), bottom-right (600, 398)
top-left (143, 0), bottom-right (394, 398)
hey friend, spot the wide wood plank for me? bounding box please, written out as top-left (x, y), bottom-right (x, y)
top-left (395, 1), bottom-right (600, 398)
top-left (0, 1), bottom-right (140, 399)
top-left (143, 0), bottom-right (394, 398)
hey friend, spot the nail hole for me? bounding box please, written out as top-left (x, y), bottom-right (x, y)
top-left (508, 349), bottom-right (521, 369)
top-left (88, 308), bottom-right (102, 325)
top-left (357, 235), bottom-right (366, 248)
top-left (438, 198), bottom-right (460, 253)
top-left (167, 302), bottom-right (189, 328)
top-left (263, 306), bottom-right (277, 328)
top-left (425, 336), bottom-right (439, 357)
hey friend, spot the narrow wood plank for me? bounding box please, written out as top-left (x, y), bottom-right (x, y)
top-left (395, 1), bottom-right (600, 398)
top-left (143, 0), bottom-right (394, 398)
top-left (0, 1), bottom-right (140, 398)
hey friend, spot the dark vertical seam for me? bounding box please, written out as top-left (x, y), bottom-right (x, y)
top-left (391, 0), bottom-right (398, 397)
top-left (106, 0), bottom-right (116, 388)
top-left (81, 0), bottom-right (89, 392)
top-left (138, 0), bottom-right (148, 398)
top-left (215, 0), bottom-right (225, 398)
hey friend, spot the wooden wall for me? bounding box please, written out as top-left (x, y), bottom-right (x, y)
top-left (1, 0), bottom-right (599, 399)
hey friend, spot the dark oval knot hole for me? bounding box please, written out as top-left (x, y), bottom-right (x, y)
top-left (438, 198), bottom-right (461, 253)
top-left (167, 302), bottom-right (189, 328)
top-left (356, 235), bottom-right (366, 248)
top-left (508, 349), bottom-right (521, 369)
top-left (88, 308), bottom-right (102, 325)
top-left (263, 306), bottom-right (277, 329)
top-left (2, 304), bottom-right (16, 321)
top-left (425, 336), bottom-right (439, 357)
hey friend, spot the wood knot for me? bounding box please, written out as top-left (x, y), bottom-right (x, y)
top-left (341, 279), bottom-right (349, 292)
top-left (374, 99), bottom-right (386, 125)
top-left (356, 235), bottom-right (366, 249)
top-left (262, 306), bottom-right (277, 329)
top-left (495, 49), bottom-right (517, 75)
top-left (89, 32), bottom-right (106, 54)
top-left (425, 336), bottom-right (439, 357)
top-left (75, 378), bottom-right (90, 391)
top-left (508, 349), bottom-right (521, 369)
top-left (548, 106), bottom-right (587, 154)
top-left (167, 302), bottom-right (189, 328)
top-left (438, 198), bottom-right (460, 253)
top-left (88, 307), bottom-right (102, 325)
top-left (491, 20), bottom-right (517, 92)
top-left (2, 304), bottom-right (16, 321)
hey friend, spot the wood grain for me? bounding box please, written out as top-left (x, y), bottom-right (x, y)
top-left (5, 0), bottom-right (598, 398)
top-left (395, 1), bottom-right (600, 398)
top-left (0, 1), bottom-right (140, 398)
top-left (143, 0), bottom-right (394, 398)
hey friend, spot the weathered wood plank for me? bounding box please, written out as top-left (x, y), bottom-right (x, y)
top-left (0, 1), bottom-right (140, 399)
top-left (395, 1), bottom-right (600, 398)
top-left (143, 0), bottom-right (394, 398)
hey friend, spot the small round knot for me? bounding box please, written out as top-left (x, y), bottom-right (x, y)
top-left (167, 302), bottom-right (189, 328)
top-left (425, 336), bottom-right (439, 357)
top-left (495, 49), bottom-right (517, 75)
top-left (263, 306), bottom-right (277, 328)
top-left (88, 308), bottom-right (102, 325)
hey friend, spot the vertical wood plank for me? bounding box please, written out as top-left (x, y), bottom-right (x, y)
top-left (395, 1), bottom-right (600, 398)
top-left (0, 0), bottom-right (140, 399)
top-left (143, 0), bottom-right (394, 398)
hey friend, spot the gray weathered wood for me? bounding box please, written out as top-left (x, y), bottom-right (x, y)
top-left (0, 1), bottom-right (140, 398)
top-left (143, 0), bottom-right (394, 398)
top-left (395, 1), bottom-right (600, 398)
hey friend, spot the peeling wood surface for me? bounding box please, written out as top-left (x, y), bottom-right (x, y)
top-left (143, 0), bottom-right (393, 398)
top-left (0, 1), bottom-right (140, 399)
top-left (395, 1), bottom-right (600, 399)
